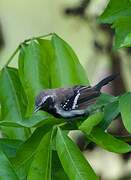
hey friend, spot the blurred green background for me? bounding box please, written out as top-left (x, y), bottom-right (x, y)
top-left (0, 0), bottom-right (131, 179)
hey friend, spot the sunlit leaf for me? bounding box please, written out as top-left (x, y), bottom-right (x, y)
top-left (51, 34), bottom-right (89, 87)
top-left (79, 112), bottom-right (104, 135)
top-left (56, 128), bottom-right (98, 180)
top-left (18, 40), bottom-right (51, 115)
top-left (99, 0), bottom-right (131, 23)
top-left (0, 111), bottom-right (62, 128)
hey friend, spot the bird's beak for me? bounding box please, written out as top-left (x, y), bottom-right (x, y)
top-left (34, 105), bottom-right (41, 113)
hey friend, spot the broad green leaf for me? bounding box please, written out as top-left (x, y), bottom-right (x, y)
top-left (0, 67), bottom-right (30, 140)
top-left (99, 0), bottom-right (131, 48)
top-left (11, 125), bottom-right (52, 179)
top-left (79, 112), bottom-right (104, 135)
top-left (119, 92), bottom-right (131, 133)
top-left (99, 0), bottom-right (131, 24)
top-left (51, 34), bottom-right (89, 87)
top-left (99, 101), bottom-right (119, 129)
top-left (0, 139), bottom-right (23, 158)
top-left (1, 125), bottom-right (31, 142)
top-left (18, 40), bottom-right (51, 115)
top-left (51, 151), bottom-right (69, 180)
top-left (87, 127), bottom-right (131, 153)
top-left (0, 149), bottom-right (18, 180)
top-left (0, 67), bottom-right (26, 122)
top-left (56, 128), bottom-right (98, 180)
top-left (27, 130), bottom-right (53, 180)
top-left (0, 111), bottom-right (62, 128)
top-left (113, 17), bottom-right (131, 48)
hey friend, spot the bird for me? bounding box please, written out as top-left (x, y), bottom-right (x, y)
top-left (34, 74), bottom-right (117, 119)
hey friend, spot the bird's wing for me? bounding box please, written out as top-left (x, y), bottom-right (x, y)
top-left (61, 86), bottom-right (100, 111)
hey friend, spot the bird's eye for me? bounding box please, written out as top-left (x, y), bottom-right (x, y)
top-left (47, 97), bottom-right (54, 107)
top-left (41, 96), bottom-right (54, 109)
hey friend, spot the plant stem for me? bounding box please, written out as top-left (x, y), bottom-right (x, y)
top-left (4, 45), bottom-right (20, 67)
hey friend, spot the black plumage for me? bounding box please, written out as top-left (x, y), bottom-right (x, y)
top-left (35, 74), bottom-right (117, 118)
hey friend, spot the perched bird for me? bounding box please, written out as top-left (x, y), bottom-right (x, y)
top-left (34, 74), bottom-right (117, 119)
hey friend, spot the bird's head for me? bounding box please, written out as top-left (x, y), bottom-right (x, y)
top-left (34, 92), bottom-right (54, 113)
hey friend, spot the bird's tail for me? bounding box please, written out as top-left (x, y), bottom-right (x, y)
top-left (93, 74), bottom-right (118, 91)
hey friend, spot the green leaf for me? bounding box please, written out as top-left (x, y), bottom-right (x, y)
top-left (18, 40), bottom-right (51, 115)
top-left (99, 100), bottom-right (119, 129)
top-left (1, 126), bottom-right (31, 141)
top-left (113, 17), bottom-right (131, 48)
top-left (79, 112), bottom-right (104, 135)
top-left (99, 0), bottom-right (131, 24)
top-left (96, 93), bottom-right (115, 106)
top-left (99, 0), bottom-right (131, 48)
top-left (51, 34), bottom-right (89, 87)
top-left (90, 93), bottom-right (116, 113)
top-left (0, 67), bottom-right (26, 122)
top-left (0, 149), bottom-right (19, 180)
top-left (27, 130), bottom-right (53, 180)
top-left (87, 127), bottom-right (131, 153)
top-left (0, 67), bottom-right (30, 140)
top-left (0, 111), bottom-right (62, 128)
top-left (56, 127), bottom-right (98, 180)
top-left (0, 139), bottom-right (23, 158)
top-left (51, 151), bottom-right (69, 180)
top-left (11, 125), bottom-right (52, 179)
top-left (119, 92), bottom-right (131, 133)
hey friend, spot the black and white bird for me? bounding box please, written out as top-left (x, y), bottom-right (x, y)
top-left (34, 74), bottom-right (117, 119)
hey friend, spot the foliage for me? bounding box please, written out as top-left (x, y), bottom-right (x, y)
top-left (99, 0), bottom-right (131, 49)
top-left (0, 32), bottom-right (130, 179)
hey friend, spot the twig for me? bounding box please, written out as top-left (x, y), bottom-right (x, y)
top-left (23, 33), bottom-right (53, 43)
top-left (4, 45), bottom-right (20, 67)
top-left (4, 33), bottom-right (53, 67)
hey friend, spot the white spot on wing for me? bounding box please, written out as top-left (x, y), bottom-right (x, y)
top-left (55, 104), bottom-right (85, 118)
top-left (72, 93), bottom-right (80, 109)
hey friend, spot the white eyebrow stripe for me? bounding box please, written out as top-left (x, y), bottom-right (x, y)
top-left (72, 93), bottom-right (80, 109)
top-left (42, 95), bottom-right (53, 104)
